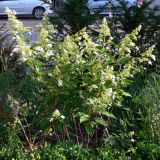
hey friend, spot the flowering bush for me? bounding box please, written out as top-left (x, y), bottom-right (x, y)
top-left (6, 9), bottom-right (155, 149)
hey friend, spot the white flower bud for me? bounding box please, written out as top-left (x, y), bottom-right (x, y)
top-left (151, 55), bottom-right (156, 61)
top-left (35, 46), bottom-right (44, 52)
top-left (61, 115), bottom-right (65, 119)
top-left (20, 57), bottom-right (28, 62)
top-left (49, 117), bottom-right (54, 122)
top-left (131, 138), bottom-right (135, 142)
top-left (53, 109), bottom-right (60, 117)
top-left (45, 50), bottom-right (53, 58)
top-left (148, 61), bottom-right (152, 65)
top-left (8, 95), bottom-right (12, 101)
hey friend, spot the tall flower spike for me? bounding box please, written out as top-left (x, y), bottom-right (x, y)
top-left (99, 18), bottom-right (111, 46)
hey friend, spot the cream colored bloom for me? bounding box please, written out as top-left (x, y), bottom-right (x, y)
top-left (53, 109), bottom-right (60, 117)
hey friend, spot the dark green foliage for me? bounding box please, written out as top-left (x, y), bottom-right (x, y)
top-left (35, 143), bottom-right (66, 160)
top-left (0, 130), bottom-right (28, 160)
top-left (49, 0), bottom-right (100, 35)
top-left (134, 72), bottom-right (160, 143)
top-left (1, 139), bottom-right (160, 160)
top-left (136, 142), bottom-right (160, 160)
top-left (53, 142), bottom-right (128, 160)
top-left (107, 71), bottom-right (160, 160)
top-left (0, 140), bottom-right (129, 160)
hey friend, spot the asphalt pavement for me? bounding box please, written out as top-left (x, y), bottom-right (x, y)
top-left (0, 16), bottom-right (42, 28)
top-left (0, 16), bottom-right (43, 43)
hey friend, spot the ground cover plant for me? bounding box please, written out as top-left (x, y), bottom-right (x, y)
top-left (0, 6), bottom-right (159, 159)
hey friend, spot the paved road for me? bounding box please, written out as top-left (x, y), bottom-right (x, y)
top-left (0, 18), bottom-right (41, 43)
top-left (0, 17), bottom-right (42, 28)
top-left (0, 17), bottom-right (43, 42)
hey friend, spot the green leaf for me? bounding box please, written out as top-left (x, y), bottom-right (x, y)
top-left (94, 117), bottom-right (106, 126)
top-left (102, 111), bottom-right (116, 119)
top-left (85, 121), bottom-right (95, 135)
top-left (117, 55), bottom-right (131, 64)
top-left (122, 91), bottom-right (132, 97)
top-left (80, 114), bottom-right (90, 123)
top-left (54, 120), bottom-right (63, 131)
top-left (91, 84), bottom-right (99, 89)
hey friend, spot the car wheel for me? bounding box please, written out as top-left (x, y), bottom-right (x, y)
top-left (33, 7), bottom-right (45, 19)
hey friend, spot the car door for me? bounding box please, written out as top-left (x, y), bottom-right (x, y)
top-left (88, 0), bottom-right (109, 14)
top-left (89, 0), bottom-right (107, 9)
top-left (22, 0), bottom-right (42, 14)
top-left (0, 0), bottom-right (25, 15)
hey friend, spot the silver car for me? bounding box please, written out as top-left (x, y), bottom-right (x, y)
top-left (60, 0), bottom-right (137, 15)
top-left (87, 0), bottom-right (137, 14)
top-left (0, 0), bottom-right (52, 18)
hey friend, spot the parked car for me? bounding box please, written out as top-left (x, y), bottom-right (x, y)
top-left (56, 0), bottom-right (137, 15)
top-left (87, 0), bottom-right (137, 15)
top-left (0, 0), bottom-right (52, 18)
